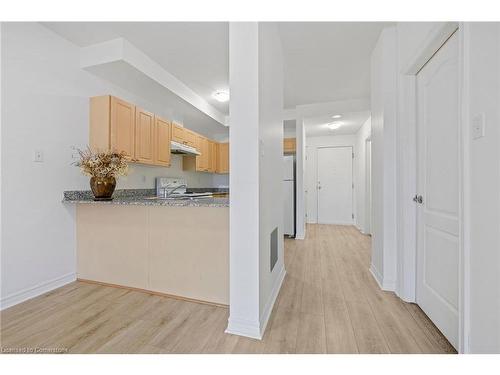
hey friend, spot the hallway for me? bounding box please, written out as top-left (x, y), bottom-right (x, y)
top-left (0, 225), bottom-right (455, 353)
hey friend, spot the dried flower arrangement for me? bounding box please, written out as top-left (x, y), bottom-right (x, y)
top-left (74, 147), bottom-right (129, 178)
top-left (73, 147), bottom-right (129, 200)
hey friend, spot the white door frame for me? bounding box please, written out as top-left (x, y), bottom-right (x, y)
top-left (398, 22), bottom-right (469, 353)
top-left (316, 145), bottom-right (354, 225)
top-left (365, 137), bottom-right (372, 235)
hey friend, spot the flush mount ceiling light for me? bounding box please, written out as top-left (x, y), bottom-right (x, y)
top-left (331, 114), bottom-right (342, 119)
top-left (212, 90), bottom-right (230, 103)
top-left (327, 121), bottom-right (344, 130)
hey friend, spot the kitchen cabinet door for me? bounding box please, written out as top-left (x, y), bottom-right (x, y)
top-left (208, 141), bottom-right (217, 173)
top-left (185, 129), bottom-right (197, 149)
top-left (217, 143), bottom-right (229, 174)
top-left (134, 107), bottom-right (155, 164)
top-left (155, 116), bottom-right (171, 167)
top-left (171, 123), bottom-right (187, 145)
top-left (199, 137), bottom-right (209, 172)
top-left (110, 96), bottom-right (136, 159)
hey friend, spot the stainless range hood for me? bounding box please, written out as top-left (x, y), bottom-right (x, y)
top-left (170, 141), bottom-right (200, 156)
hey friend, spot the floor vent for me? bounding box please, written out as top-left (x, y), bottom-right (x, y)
top-left (270, 227), bottom-right (278, 271)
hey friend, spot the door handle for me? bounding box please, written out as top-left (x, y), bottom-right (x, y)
top-left (413, 195), bottom-right (423, 204)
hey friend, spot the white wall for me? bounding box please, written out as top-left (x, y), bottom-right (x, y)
top-left (370, 27), bottom-right (398, 291)
top-left (258, 22), bottom-right (285, 327)
top-left (466, 22), bottom-right (500, 354)
top-left (394, 22), bottom-right (500, 353)
top-left (0, 23), bottom-right (226, 309)
top-left (354, 117), bottom-right (371, 233)
top-left (226, 22), bottom-right (285, 339)
top-left (305, 134), bottom-right (356, 224)
top-left (283, 122), bottom-right (296, 138)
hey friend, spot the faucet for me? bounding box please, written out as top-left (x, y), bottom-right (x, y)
top-left (162, 183), bottom-right (187, 198)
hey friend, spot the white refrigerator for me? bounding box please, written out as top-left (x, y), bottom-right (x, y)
top-left (283, 155), bottom-right (296, 237)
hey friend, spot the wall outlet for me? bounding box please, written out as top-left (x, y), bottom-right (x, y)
top-left (472, 113), bottom-right (485, 140)
top-left (33, 150), bottom-right (44, 162)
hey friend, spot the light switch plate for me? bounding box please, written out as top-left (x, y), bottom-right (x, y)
top-left (33, 150), bottom-right (44, 162)
top-left (472, 113), bottom-right (485, 140)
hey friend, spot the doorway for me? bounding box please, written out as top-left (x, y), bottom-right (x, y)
top-left (317, 146), bottom-right (354, 224)
top-left (416, 31), bottom-right (459, 349)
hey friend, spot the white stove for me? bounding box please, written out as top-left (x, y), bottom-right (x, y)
top-left (155, 177), bottom-right (213, 199)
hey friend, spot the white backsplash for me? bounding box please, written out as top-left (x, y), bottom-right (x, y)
top-left (117, 154), bottom-right (228, 189)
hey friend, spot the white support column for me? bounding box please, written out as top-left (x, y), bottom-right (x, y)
top-left (226, 22), bottom-right (285, 339)
top-left (226, 22), bottom-right (261, 338)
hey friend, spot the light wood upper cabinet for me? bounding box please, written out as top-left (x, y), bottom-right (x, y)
top-left (171, 123), bottom-right (197, 148)
top-left (184, 129), bottom-right (197, 149)
top-left (199, 137), bottom-right (209, 171)
top-left (135, 107), bottom-right (155, 165)
top-left (90, 96), bottom-right (135, 159)
top-left (216, 143), bottom-right (229, 174)
top-left (183, 135), bottom-right (207, 172)
top-left (154, 116), bottom-right (171, 167)
top-left (284, 137), bottom-right (296, 154)
top-left (184, 138), bottom-right (229, 174)
top-left (89, 95), bottom-right (225, 173)
top-left (90, 95), bottom-right (171, 167)
top-left (207, 140), bottom-right (217, 173)
top-left (195, 135), bottom-right (208, 172)
top-left (110, 97), bottom-right (136, 159)
top-left (171, 123), bottom-right (186, 144)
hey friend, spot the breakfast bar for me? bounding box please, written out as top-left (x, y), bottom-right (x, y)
top-left (64, 189), bottom-right (229, 306)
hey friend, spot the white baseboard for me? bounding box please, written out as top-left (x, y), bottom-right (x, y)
top-left (354, 224), bottom-right (369, 235)
top-left (225, 317), bottom-right (262, 339)
top-left (369, 264), bottom-right (396, 292)
top-left (259, 266), bottom-right (286, 336)
top-left (225, 266), bottom-right (286, 340)
top-left (369, 264), bottom-right (383, 289)
top-left (321, 221), bottom-right (355, 226)
top-left (0, 272), bottom-right (76, 310)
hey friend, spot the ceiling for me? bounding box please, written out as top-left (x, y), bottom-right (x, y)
top-left (43, 22), bottom-right (388, 115)
top-left (42, 22), bottom-right (229, 113)
top-left (304, 111), bottom-right (370, 137)
top-left (278, 22), bottom-right (391, 108)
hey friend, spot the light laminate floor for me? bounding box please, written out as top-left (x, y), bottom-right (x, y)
top-left (0, 224), bottom-right (456, 354)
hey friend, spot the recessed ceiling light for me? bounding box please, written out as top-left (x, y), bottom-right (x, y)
top-left (212, 90), bottom-right (230, 103)
top-left (331, 114), bottom-right (342, 119)
top-left (327, 121), bottom-right (343, 130)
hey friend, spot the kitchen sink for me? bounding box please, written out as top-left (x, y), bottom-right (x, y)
top-left (144, 195), bottom-right (212, 201)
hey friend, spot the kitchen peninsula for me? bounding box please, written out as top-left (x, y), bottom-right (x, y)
top-left (63, 189), bottom-right (229, 306)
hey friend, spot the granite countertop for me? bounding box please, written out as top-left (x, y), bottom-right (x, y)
top-left (62, 188), bottom-right (229, 208)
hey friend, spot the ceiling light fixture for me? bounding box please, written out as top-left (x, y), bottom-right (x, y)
top-left (331, 114), bottom-right (342, 119)
top-left (212, 90), bottom-right (230, 103)
top-left (327, 121), bottom-right (344, 130)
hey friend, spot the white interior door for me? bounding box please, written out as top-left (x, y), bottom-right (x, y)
top-left (416, 31), bottom-right (459, 349)
top-left (317, 146), bottom-right (353, 224)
